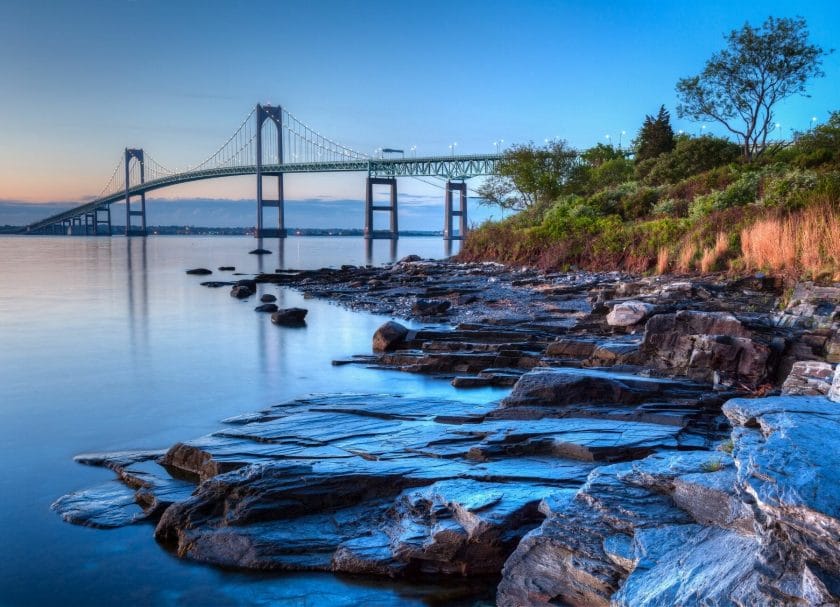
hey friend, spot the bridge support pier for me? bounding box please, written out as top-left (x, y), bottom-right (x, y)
top-left (443, 180), bottom-right (467, 241)
top-left (255, 104), bottom-right (287, 239)
top-left (124, 148), bottom-right (146, 237)
top-left (95, 206), bottom-right (112, 236)
top-left (364, 177), bottom-right (398, 240)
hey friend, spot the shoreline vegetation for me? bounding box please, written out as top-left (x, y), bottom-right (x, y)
top-left (462, 16), bottom-right (838, 282)
top-left (460, 112), bottom-right (840, 280)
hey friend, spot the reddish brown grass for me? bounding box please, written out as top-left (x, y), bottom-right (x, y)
top-left (656, 246), bottom-right (669, 275)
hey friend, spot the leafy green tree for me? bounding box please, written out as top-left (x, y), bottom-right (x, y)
top-left (791, 111), bottom-right (840, 167)
top-left (634, 105), bottom-right (676, 162)
top-left (637, 135), bottom-right (741, 185)
top-left (676, 16), bottom-right (829, 161)
top-left (581, 143), bottom-right (624, 167)
top-left (477, 141), bottom-right (580, 211)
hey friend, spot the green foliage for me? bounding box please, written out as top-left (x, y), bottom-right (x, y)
top-left (634, 105), bottom-right (676, 162)
top-left (676, 16), bottom-right (829, 161)
top-left (792, 112), bottom-right (840, 168)
top-left (477, 141), bottom-right (580, 210)
top-left (581, 143), bottom-right (624, 167)
top-left (641, 136), bottom-right (741, 185)
top-left (589, 157), bottom-right (635, 190)
top-left (762, 168), bottom-right (818, 210)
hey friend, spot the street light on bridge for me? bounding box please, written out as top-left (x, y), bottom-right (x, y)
top-left (449, 142), bottom-right (458, 156)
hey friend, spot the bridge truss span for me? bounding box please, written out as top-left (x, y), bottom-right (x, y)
top-left (22, 104), bottom-right (502, 239)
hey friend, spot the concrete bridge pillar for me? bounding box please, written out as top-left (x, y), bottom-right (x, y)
top-left (124, 148), bottom-right (146, 237)
top-left (364, 177), bottom-right (398, 240)
top-left (255, 104), bottom-right (287, 239)
top-left (95, 206), bottom-right (112, 236)
top-left (444, 180), bottom-right (467, 241)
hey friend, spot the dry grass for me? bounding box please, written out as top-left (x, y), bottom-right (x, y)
top-left (741, 204), bottom-right (840, 277)
top-left (656, 246), bottom-right (670, 274)
top-left (700, 232), bottom-right (729, 273)
top-left (675, 241), bottom-right (696, 273)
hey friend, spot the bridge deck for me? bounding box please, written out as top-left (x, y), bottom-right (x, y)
top-left (23, 154), bottom-right (500, 233)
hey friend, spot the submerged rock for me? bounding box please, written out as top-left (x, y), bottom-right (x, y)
top-left (271, 307), bottom-right (307, 326)
top-left (218, 266), bottom-right (235, 271)
top-left (260, 293), bottom-right (277, 303)
top-left (186, 268), bottom-right (212, 275)
top-left (254, 303), bottom-right (278, 313)
top-left (230, 285), bottom-right (252, 299)
top-left (249, 248), bottom-right (272, 255)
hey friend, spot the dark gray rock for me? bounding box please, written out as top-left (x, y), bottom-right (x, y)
top-left (249, 248), bottom-right (271, 255)
top-left (230, 285), bottom-right (253, 299)
top-left (218, 266), bottom-right (235, 271)
top-left (372, 321), bottom-right (409, 352)
top-left (412, 298), bottom-right (451, 316)
top-left (186, 268), bottom-right (212, 275)
top-left (641, 310), bottom-right (770, 386)
top-left (271, 307), bottom-right (308, 326)
top-left (260, 293), bottom-right (277, 303)
top-left (254, 303), bottom-right (278, 313)
top-left (235, 279), bottom-right (257, 291)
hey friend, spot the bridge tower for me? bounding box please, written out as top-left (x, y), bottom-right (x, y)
top-left (255, 104), bottom-right (286, 238)
top-left (124, 148), bottom-right (146, 236)
top-left (443, 180), bottom-right (468, 241)
top-left (364, 176), bottom-right (398, 240)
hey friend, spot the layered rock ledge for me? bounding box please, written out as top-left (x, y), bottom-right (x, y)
top-left (55, 260), bottom-right (840, 605)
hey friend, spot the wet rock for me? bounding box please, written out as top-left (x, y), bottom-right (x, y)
top-left (412, 298), bottom-right (451, 316)
top-left (235, 279), bottom-right (257, 292)
top-left (781, 360), bottom-right (835, 396)
top-left (606, 301), bottom-right (655, 327)
top-left (372, 321), bottom-right (409, 352)
top-left (500, 368), bottom-right (702, 410)
top-left (218, 266), bottom-right (235, 271)
top-left (186, 268), bottom-right (212, 275)
top-left (200, 281), bottom-right (234, 288)
top-left (230, 285), bottom-right (252, 299)
top-left (254, 303), bottom-right (278, 313)
top-left (397, 254), bottom-right (422, 264)
top-left (249, 248), bottom-right (271, 255)
top-left (271, 307), bottom-right (308, 326)
top-left (260, 294), bottom-right (277, 303)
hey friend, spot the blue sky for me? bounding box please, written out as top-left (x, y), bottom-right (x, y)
top-left (1, 0), bottom-right (838, 225)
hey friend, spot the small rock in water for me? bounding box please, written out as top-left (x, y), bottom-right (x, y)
top-left (249, 248), bottom-right (272, 255)
top-left (254, 303), bottom-right (278, 313)
top-left (397, 254), bottom-right (422, 264)
top-left (200, 281), bottom-right (233, 288)
top-left (260, 294), bottom-right (277, 303)
top-left (235, 279), bottom-right (257, 292)
top-left (186, 268), bottom-right (212, 275)
top-left (372, 321), bottom-right (409, 352)
top-left (271, 307), bottom-right (307, 326)
top-left (230, 285), bottom-right (253, 299)
top-left (412, 298), bottom-right (451, 316)
top-left (218, 266), bottom-right (235, 271)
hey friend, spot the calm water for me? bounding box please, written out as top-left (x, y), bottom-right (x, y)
top-left (0, 235), bottom-right (506, 607)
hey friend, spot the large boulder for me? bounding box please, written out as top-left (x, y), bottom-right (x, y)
top-left (606, 301), bottom-right (655, 327)
top-left (641, 311), bottom-right (770, 386)
top-left (372, 321), bottom-right (409, 352)
top-left (781, 360), bottom-right (835, 396)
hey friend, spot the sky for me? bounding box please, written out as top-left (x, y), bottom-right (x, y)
top-left (1, 0), bottom-right (838, 227)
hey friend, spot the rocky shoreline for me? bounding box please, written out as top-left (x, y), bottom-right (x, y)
top-left (55, 258), bottom-right (840, 605)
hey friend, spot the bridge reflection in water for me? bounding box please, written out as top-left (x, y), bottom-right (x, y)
top-left (23, 104), bottom-right (500, 242)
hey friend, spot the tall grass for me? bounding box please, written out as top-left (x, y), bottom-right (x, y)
top-left (699, 232), bottom-right (730, 273)
top-left (741, 204), bottom-right (840, 277)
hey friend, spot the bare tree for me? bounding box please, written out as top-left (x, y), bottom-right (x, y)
top-left (676, 16), bottom-right (829, 161)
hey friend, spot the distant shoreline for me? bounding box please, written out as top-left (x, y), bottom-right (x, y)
top-left (0, 226), bottom-right (444, 237)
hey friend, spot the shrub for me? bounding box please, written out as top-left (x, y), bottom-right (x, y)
top-left (621, 186), bottom-right (661, 219)
top-left (641, 136), bottom-right (741, 186)
top-left (762, 169), bottom-right (818, 210)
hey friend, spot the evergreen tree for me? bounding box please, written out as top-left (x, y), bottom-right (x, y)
top-left (634, 105), bottom-right (676, 163)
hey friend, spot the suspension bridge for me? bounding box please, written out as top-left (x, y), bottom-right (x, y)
top-left (21, 104), bottom-right (501, 240)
